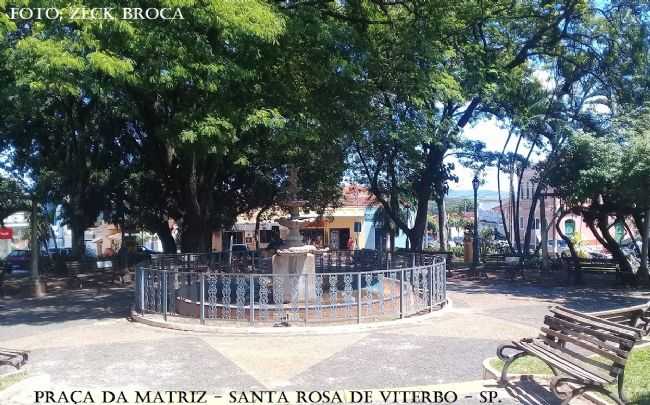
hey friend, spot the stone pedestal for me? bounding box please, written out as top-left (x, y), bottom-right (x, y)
top-left (272, 252), bottom-right (316, 303)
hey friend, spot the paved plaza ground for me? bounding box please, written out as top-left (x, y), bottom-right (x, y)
top-left (1, 278), bottom-right (649, 405)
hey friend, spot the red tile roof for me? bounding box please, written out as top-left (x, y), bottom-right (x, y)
top-left (341, 184), bottom-right (376, 207)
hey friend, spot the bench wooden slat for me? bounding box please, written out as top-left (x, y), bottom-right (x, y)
top-left (551, 307), bottom-right (642, 339)
top-left (0, 347), bottom-right (28, 369)
top-left (543, 319), bottom-right (630, 359)
top-left (592, 303), bottom-right (649, 316)
top-left (517, 340), bottom-right (613, 384)
top-left (545, 314), bottom-right (636, 346)
top-left (540, 325), bottom-right (627, 365)
top-left (558, 305), bottom-right (644, 335)
top-left (537, 335), bottom-right (617, 374)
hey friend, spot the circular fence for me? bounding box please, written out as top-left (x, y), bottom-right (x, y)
top-left (133, 251), bottom-right (447, 327)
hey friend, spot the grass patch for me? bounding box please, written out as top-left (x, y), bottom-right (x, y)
top-left (621, 346), bottom-right (650, 405)
top-left (490, 345), bottom-right (650, 404)
top-left (0, 370), bottom-right (27, 392)
top-left (490, 356), bottom-right (554, 375)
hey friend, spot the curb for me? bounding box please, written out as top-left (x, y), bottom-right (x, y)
top-left (129, 299), bottom-right (453, 336)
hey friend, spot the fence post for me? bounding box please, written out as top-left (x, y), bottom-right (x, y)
top-left (139, 269), bottom-right (145, 316)
top-left (250, 274), bottom-right (255, 326)
top-left (200, 274), bottom-right (205, 325)
top-left (399, 269), bottom-right (404, 319)
top-left (357, 273), bottom-right (362, 324)
top-left (162, 271), bottom-right (168, 322)
top-left (429, 265), bottom-right (434, 312)
top-left (304, 275), bottom-right (309, 326)
top-left (442, 261), bottom-right (447, 306)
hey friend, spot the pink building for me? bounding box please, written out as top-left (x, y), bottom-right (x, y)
top-left (498, 169), bottom-right (625, 254)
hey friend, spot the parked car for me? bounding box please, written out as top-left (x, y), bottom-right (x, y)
top-left (230, 244), bottom-right (249, 253)
top-left (117, 245), bottom-right (157, 263)
top-left (5, 250), bottom-right (30, 272)
top-left (48, 247), bottom-right (98, 259)
top-left (5, 249), bottom-right (51, 273)
top-left (48, 247), bottom-right (74, 257)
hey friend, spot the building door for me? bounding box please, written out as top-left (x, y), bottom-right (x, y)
top-left (374, 229), bottom-right (384, 251)
top-left (329, 228), bottom-right (350, 250)
top-left (222, 231), bottom-right (244, 250)
top-left (340, 228), bottom-right (350, 249)
top-left (329, 230), bottom-right (339, 250)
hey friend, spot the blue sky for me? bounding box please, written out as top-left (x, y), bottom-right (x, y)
top-left (449, 70), bottom-right (554, 192)
top-left (448, 118), bottom-right (509, 192)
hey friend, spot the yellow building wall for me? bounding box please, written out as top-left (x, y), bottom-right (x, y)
top-left (311, 216), bottom-right (365, 248)
top-left (213, 214), bottom-right (368, 251)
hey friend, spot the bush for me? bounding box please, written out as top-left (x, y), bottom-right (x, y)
top-left (449, 246), bottom-right (464, 258)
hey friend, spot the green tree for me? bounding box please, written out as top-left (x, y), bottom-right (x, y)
top-left (1, 1), bottom-right (347, 254)
top-left (346, 0), bottom-right (591, 251)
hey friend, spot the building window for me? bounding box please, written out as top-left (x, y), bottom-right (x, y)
top-left (535, 218), bottom-right (540, 230)
top-left (614, 221), bottom-right (625, 242)
top-left (564, 219), bottom-right (576, 237)
top-left (519, 217), bottom-right (524, 229)
top-left (260, 230), bottom-right (274, 243)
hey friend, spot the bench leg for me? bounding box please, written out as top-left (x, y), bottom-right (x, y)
top-left (497, 343), bottom-right (560, 383)
top-left (551, 376), bottom-right (625, 405)
top-left (640, 316), bottom-right (650, 335)
top-left (496, 343), bottom-right (531, 383)
top-left (617, 370), bottom-right (628, 404)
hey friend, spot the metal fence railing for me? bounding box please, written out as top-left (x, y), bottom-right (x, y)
top-left (134, 254), bottom-right (446, 327)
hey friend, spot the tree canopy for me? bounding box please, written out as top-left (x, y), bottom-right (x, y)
top-left (0, 0), bottom-right (648, 267)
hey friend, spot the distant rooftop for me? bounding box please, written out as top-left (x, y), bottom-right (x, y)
top-left (341, 184), bottom-right (375, 207)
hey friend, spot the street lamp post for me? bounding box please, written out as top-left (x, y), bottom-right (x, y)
top-left (472, 175), bottom-right (480, 272)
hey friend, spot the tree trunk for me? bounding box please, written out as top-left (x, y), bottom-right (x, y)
top-left (437, 197), bottom-right (447, 251)
top-left (596, 214), bottom-right (634, 278)
top-left (497, 129), bottom-right (514, 251)
top-left (540, 194), bottom-right (548, 270)
top-left (180, 214), bottom-right (211, 253)
top-left (639, 209), bottom-right (650, 284)
top-left (179, 150), bottom-right (214, 253)
top-left (254, 206), bottom-right (270, 251)
top-left (151, 220), bottom-right (176, 253)
top-left (509, 170), bottom-right (522, 254)
top-left (30, 199), bottom-right (45, 297)
top-left (523, 184), bottom-right (543, 259)
top-left (70, 221), bottom-right (85, 258)
top-left (410, 197), bottom-right (429, 252)
top-left (556, 209), bottom-right (580, 284)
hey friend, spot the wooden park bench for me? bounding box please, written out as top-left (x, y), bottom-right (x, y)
top-left (66, 260), bottom-right (89, 288)
top-left (482, 254), bottom-right (524, 280)
top-left (497, 306), bottom-right (644, 404)
top-left (563, 258), bottom-right (632, 284)
top-left (0, 348), bottom-right (28, 370)
top-left (96, 258), bottom-right (128, 285)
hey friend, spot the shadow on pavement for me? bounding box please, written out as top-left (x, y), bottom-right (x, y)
top-left (0, 288), bottom-right (132, 327)
top-left (503, 376), bottom-right (559, 405)
top-left (448, 278), bottom-right (650, 312)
